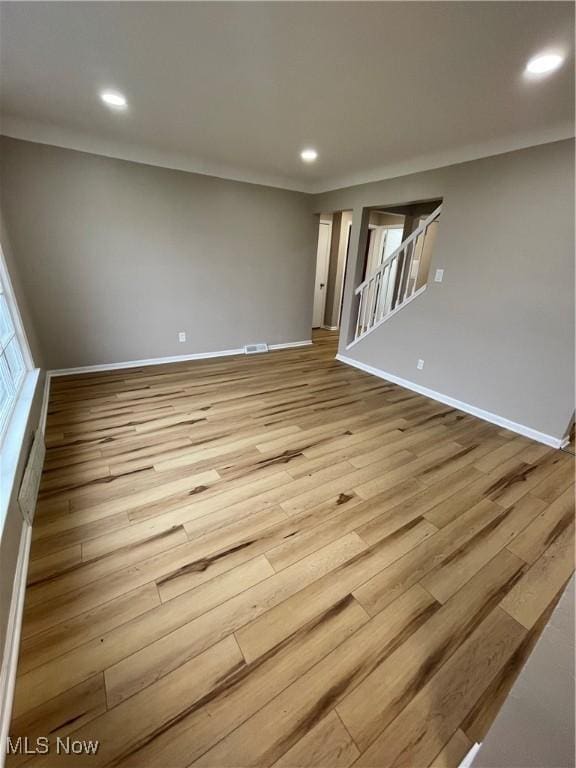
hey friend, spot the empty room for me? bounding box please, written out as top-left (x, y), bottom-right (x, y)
top-left (0, 2), bottom-right (574, 767)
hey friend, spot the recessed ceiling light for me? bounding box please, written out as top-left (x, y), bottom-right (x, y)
top-left (100, 90), bottom-right (127, 109)
top-left (300, 148), bottom-right (318, 162)
top-left (525, 52), bottom-right (564, 76)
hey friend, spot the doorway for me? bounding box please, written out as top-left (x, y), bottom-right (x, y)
top-left (312, 211), bottom-right (353, 332)
top-left (312, 220), bottom-right (332, 328)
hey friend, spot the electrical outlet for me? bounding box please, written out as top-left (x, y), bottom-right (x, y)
top-left (178, 331), bottom-right (186, 343)
top-left (434, 269), bottom-right (444, 283)
top-left (417, 359), bottom-right (424, 370)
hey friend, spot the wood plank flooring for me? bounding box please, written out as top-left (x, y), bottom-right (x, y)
top-left (8, 329), bottom-right (575, 767)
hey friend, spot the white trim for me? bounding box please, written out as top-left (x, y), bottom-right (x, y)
top-left (39, 371), bottom-right (51, 436)
top-left (50, 348), bottom-right (245, 376)
top-left (321, 325), bottom-right (339, 331)
top-left (336, 353), bottom-right (566, 448)
top-left (269, 340), bottom-right (312, 351)
top-left (336, 219), bottom-right (353, 329)
top-left (49, 340), bottom-right (313, 377)
top-left (0, 370), bottom-right (41, 534)
top-left (458, 742), bottom-right (482, 768)
top-left (0, 522), bottom-right (32, 768)
top-left (347, 285), bottom-right (427, 349)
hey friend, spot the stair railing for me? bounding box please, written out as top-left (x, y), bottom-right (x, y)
top-left (352, 203), bottom-right (442, 344)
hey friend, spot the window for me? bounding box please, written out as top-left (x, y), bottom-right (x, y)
top-left (0, 253), bottom-right (31, 441)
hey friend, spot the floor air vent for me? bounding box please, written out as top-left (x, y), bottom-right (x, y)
top-left (18, 429), bottom-right (45, 525)
top-left (244, 343), bottom-right (269, 355)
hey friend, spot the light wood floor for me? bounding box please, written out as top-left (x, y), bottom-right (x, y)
top-left (9, 329), bottom-right (575, 767)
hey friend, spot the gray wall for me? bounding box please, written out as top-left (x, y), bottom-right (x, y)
top-left (314, 140), bottom-right (575, 441)
top-left (476, 577), bottom-right (575, 768)
top-left (0, 208), bottom-right (44, 368)
top-left (0, 137), bottom-right (317, 369)
top-left (1, 136), bottom-right (573, 439)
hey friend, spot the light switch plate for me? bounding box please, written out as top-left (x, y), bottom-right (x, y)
top-left (434, 269), bottom-right (444, 283)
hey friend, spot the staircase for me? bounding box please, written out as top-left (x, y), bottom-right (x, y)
top-left (349, 203), bottom-right (442, 348)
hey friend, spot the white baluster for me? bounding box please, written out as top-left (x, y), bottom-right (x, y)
top-left (355, 287), bottom-right (364, 339)
top-left (367, 275), bottom-right (378, 330)
top-left (351, 203), bottom-right (443, 344)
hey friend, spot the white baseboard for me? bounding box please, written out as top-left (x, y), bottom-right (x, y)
top-left (458, 742), bottom-right (482, 768)
top-left (269, 340), bottom-right (313, 350)
top-left (346, 285), bottom-right (427, 350)
top-left (38, 370), bottom-right (51, 436)
top-left (336, 353), bottom-right (565, 449)
top-left (321, 325), bottom-right (339, 331)
top-left (49, 340), bottom-right (313, 377)
top-left (0, 522), bottom-right (32, 767)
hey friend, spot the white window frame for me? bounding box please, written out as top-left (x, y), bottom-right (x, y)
top-left (0, 242), bottom-right (34, 446)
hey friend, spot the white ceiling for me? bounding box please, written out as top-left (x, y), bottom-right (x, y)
top-left (0, 1), bottom-right (573, 193)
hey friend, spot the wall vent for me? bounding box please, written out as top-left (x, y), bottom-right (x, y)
top-left (244, 343), bottom-right (269, 355)
top-left (18, 429), bottom-right (45, 525)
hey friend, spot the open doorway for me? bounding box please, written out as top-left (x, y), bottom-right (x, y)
top-left (313, 218), bottom-right (332, 328)
top-left (312, 211), bottom-right (353, 335)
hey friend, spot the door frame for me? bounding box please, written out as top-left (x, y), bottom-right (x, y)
top-left (336, 219), bottom-right (353, 329)
top-left (312, 220), bottom-right (332, 328)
